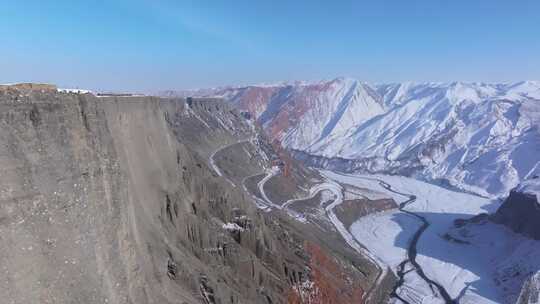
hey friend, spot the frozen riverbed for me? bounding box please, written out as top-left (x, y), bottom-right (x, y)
top-left (322, 171), bottom-right (508, 304)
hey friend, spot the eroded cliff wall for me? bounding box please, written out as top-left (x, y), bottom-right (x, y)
top-left (0, 88), bottom-right (387, 303)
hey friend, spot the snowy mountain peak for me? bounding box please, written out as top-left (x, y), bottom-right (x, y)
top-left (159, 78), bottom-right (540, 198)
top-left (223, 79), bottom-right (539, 198)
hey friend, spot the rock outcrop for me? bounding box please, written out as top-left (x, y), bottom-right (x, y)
top-left (492, 178), bottom-right (540, 240)
top-left (0, 87), bottom-right (389, 303)
top-left (447, 178), bottom-right (540, 303)
top-left (0, 82), bottom-right (57, 92)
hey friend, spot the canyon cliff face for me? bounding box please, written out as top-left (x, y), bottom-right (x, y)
top-left (0, 86), bottom-right (388, 303)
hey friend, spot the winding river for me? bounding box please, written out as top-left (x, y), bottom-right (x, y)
top-left (375, 179), bottom-right (456, 304)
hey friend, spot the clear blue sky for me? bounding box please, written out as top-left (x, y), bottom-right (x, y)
top-left (1, 0), bottom-right (539, 91)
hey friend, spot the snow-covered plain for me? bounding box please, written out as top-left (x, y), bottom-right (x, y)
top-left (323, 171), bottom-right (540, 304)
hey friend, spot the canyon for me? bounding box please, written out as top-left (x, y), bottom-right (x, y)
top-left (0, 84), bottom-right (393, 304)
top-left (163, 78), bottom-right (540, 303)
top-left (1, 80), bottom-right (539, 304)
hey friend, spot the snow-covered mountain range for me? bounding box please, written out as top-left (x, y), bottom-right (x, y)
top-left (168, 78), bottom-right (540, 198)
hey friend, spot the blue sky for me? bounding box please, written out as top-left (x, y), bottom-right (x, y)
top-left (1, 0), bottom-right (539, 91)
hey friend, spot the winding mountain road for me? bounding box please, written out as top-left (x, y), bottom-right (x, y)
top-left (209, 138), bottom-right (253, 187)
top-left (255, 172), bottom-right (388, 303)
top-left (209, 140), bottom-right (390, 303)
